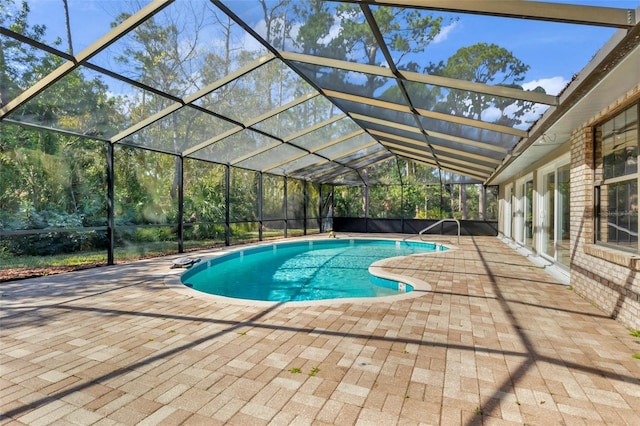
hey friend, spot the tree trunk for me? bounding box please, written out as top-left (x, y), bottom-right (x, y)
top-left (63, 0), bottom-right (74, 55)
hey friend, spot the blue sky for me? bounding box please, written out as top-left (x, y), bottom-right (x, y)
top-left (23, 0), bottom-right (640, 98)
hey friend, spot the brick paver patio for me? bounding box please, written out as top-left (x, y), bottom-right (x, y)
top-left (1, 235), bottom-right (639, 425)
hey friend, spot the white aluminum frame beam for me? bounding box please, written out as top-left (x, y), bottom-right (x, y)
top-left (282, 51), bottom-right (558, 106)
top-left (325, 89), bottom-right (528, 138)
top-left (0, 0), bottom-right (175, 119)
top-left (351, 113), bottom-right (508, 154)
top-left (350, 0), bottom-right (636, 28)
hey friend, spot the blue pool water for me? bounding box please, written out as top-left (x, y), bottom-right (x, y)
top-left (181, 239), bottom-right (445, 302)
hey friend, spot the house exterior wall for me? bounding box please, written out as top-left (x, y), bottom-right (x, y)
top-left (498, 87), bottom-right (640, 330)
top-left (570, 88), bottom-right (640, 330)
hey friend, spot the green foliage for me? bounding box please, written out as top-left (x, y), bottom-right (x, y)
top-left (630, 330), bottom-right (640, 338)
top-left (230, 169), bottom-right (259, 222)
top-left (334, 4), bottom-right (446, 66)
top-left (287, 179), bottom-right (306, 222)
top-left (291, 2), bottom-right (448, 98)
top-left (230, 222), bottom-right (260, 243)
top-left (334, 186), bottom-right (364, 217)
top-left (0, 0), bottom-right (50, 103)
top-left (293, 0), bottom-right (333, 56)
top-left (115, 146), bottom-right (178, 225)
top-left (0, 1), bottom-right (505, 270)
top-left (184, 223), bottom-right (225, 242)
top-left (2, 230), bottom-right (106, 256)
top-left (427, 42), bottom-right (538, 127)
top-left (263, 174), bottom-right (285, 220)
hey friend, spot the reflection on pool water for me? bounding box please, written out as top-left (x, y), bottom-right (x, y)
top-left (181, 239), bottom-right (446, 302)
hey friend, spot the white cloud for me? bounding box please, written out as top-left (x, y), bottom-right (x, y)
top-left (473, 76), bottom-right (566, 129)
top-left (433, 22), bottom-right (458, 44)
top-left (481, 106), bottom-right (502, 122)
top-left (522, 76), bottom-right (568, 96)
top-left (520, 103), bottom-right (550, 128)
top-left (345, 70), bottom-right (368, 85)
top-left (478, 100), bottom-right (551, 131)
top-left (318, 19), bottom-right (342, 46)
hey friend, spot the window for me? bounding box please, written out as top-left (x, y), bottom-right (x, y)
top-left (596, 103), bottom-right (639, 252)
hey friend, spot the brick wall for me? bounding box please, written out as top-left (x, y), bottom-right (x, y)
top-left (570, 89), bottom-right (640, 330)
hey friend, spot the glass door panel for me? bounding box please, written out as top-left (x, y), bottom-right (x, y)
top-left (557, 165), bottom-right (571, 266)
top-left (515, 182), bottom-right (524, 244)
top-left (505, 185), bottom-right (512, 238)
top-left (542, 171), bottom-right (555, 258)
top-left (525, 180), bottom-right (533, 248)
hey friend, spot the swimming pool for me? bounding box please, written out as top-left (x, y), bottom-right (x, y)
top-left (180, 239), bottom-right (445, 302)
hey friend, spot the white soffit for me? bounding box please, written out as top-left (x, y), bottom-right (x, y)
top-left (490, 42), bottom-right (640, 185)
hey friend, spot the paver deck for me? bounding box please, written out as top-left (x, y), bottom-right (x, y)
top-left (1, 234), bottom-right (639, 425)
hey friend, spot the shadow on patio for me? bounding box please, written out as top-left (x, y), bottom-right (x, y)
top-left (1, 235), bottom-right (639, 425)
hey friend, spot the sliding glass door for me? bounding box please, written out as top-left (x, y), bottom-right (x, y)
top-left (542, 171), bottom-right (556, 258)
top-left (525, 180), bottom-right (534, 248)
top-left (515, 177), bottom-right (534, 248)
top-left (539, 160), bottom-right (570, 268)
top-left (504, 184), bottom-right (513, 239)
top-left (556, 164), bottom-right (570, 266)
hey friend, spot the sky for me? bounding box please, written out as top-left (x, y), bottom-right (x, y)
top-left (20, 0), bottom-right (640, 99)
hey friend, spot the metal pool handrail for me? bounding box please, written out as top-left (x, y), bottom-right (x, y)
top-left (418, 218), bottom-right (460, 244)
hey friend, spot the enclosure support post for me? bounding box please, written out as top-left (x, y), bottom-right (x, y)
top-left (439, 169), bottom-right (444, 219)
top-left (331, 186), bottom-right (335, 231)
top-left (479, 184), bottom-right (486, 220)
top-left (303, 180), bottom-right (308, 236)
top-left (364, 184), bottom-right (369, 233)
top-left (258, 172), bottom-right (263, 241)
top-left (318, 184), bottom-right (323, 232)
top-left (225, 164), bottom-right (230, 246)
top-left (397, 158), bottom-right (405, 233)
top-left (106, 143), bottom-right (115, 265)
top-left (401, 182), bottom-right (405, 233)
top-left (177, 156), bottom-right (184, 253)
top-left (283, 176), bottom-right (288, 238)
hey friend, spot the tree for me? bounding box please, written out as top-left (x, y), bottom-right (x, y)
top-left (424, 43), bottom-right (539, 218)
top-left (336, 6), bottom-right (444, 65)
top-left (427, 42), bottom-right (539, 128)
top-left (257, 0), bottom-right (290, 47)
top-left (62, 0), bottom-right (73, 54)
top-left (289, 3), bottom-right (446, 98)
top-left (292, 0), bottom-right (333, 57)
top-left (334, 185), bottom-right (365, 217)
top-left (0, 0), bottom-right (49, 107)
top-left (1, 1), bottom-right (111, 235)
top-left (112, 4), bottom-right (217, 205)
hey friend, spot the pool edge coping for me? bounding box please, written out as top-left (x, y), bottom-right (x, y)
top-left (163, 236), bottom-right (456, 307)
